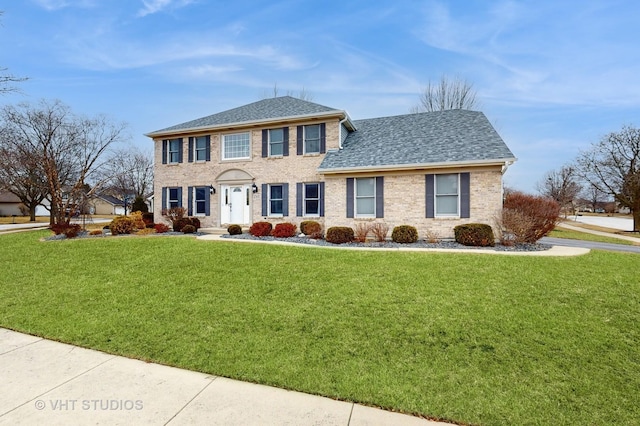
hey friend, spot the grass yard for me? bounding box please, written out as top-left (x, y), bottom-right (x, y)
top-left (549, 227), bottom-right (638, 246)
top-left (1, 231), bottom-right (639, 425)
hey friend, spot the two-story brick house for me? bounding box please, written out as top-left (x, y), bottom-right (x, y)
top-left (147, 96), bottom-right (516, 238)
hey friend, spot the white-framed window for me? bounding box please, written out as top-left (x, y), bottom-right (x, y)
top-left (168, 188), bottom-right (181, 208)
top-left (304, 183), bottom-right (320, 216)
top-left (168, 139), bottom-right (181, 163)
top-left (435, 174), bottom-right (459, 216)
top-left (222, 132), bottom-right (250, 160)
top-left (194, 187), bottom-right (207, 215)
top-left (195, 136), bottom-right (208, 161)
top-left (355, 177), bottom-right (375, 217)
top-left (304, 124), bottom-right (321, 154)
top-left (269, 184), bottom-right (284, 216)
top-left (269, 128), bottom-right (284, 156)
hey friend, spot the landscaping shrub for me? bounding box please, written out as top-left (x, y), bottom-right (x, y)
top-left (135, 227), bottom-right (156, 235)
top-left (182, 224), bottom-right (196, 234)
top-left (424, 229), bottom-right (441, 243)
top-left (142, 212), bottom-right (154, 226)
top-left (89, 229), bottom-right (103, 236)
top-left (63, 224), bottom-right (82, 238)
top-left (454, 223), bottom-right (495, 247)
top-left (499, 192), bottom-right (561, 243)
top-left (163, 207), bottom-right (186, 230)
top-left (370, 223), bottom-right (389, 242)
top-left (391, 225), bottom-right (419, 243)
top-left (129, 211), bottom-right (146, 230)
top-left (189, 217), bottom-right (201, 230)
top-left (50, 222), bottom-right (80, 236)
top-left (109, 216), bottom-right (136, 235)
top-left (354, 223), bottom-right (372, 242)
top-left (131, 196), bottom-right (149, 213)
top-left (300, 220), bottom-right (322, 239)
top-left (326, 226), bottom-right (354, 244)
top-left (249, 221), bottom-right (273, 237)
top-left (227, 224), bottom-right (243, 235)
top-left (172, 217), bottom-right (201, 232)
top-left (272, 223), bottom-right (297, 238)
top-left (154, 223), bottom-right (170, 233)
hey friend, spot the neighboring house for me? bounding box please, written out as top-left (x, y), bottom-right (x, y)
top-left (88, 194), bottom-right (125, 215)
top-left (0, 191), bottom-right (23, 216)
top-left (147, 96), bottom-right (516, 238)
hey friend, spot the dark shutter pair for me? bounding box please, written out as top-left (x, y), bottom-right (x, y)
top-left (295, 182), bottom-right (325, 217)
top-left (187, 186), bottom-right (211, 216)
top-left (261, 128), bottom-right (289, 157)
top-left (296, 123), bottom-right (326, 155)
top-left (346, 177), bottom-right (384, 218)
top-left (425, 173), bottom-right (470, 218)
top-left (261, 183), bottom-right (289, 216)
top-left (188, 136), bottom-right (211, 162)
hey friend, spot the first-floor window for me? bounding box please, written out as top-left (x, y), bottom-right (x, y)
top-left (194, 187), bottom-right (207, 215)
top-left (269, 184), bottom-right (284, 215)
top-left (304, 183), bottom-right (320, 216)
top-left (168, 187), bottom-right (180, 208)
top-left (435, 174), bottom-right (459, 216)
top-left (356, 177), bottom-right (375, 217)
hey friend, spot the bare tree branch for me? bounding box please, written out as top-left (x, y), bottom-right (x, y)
top-left (411, 75), bottom-right (479, 113)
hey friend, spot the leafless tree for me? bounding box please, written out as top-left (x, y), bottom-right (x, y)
top-left (536, 165), bottom-right (582, 217)
top-left (410, 76), bottom-right (478, 113)
top-left (580, 183), bottom-right (607, 213)
top-left (102, 146), bottom-right (154, 201)
top-left (576, 125), bottom-right (640, 231)
top-left (263, 84), bottom-right (314, 101)
top-left (0, 12), bottom-right (28, 94)
top-left (0, 100), bottom-right (128, 225)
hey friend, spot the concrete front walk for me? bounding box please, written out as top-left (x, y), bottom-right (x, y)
top-left (0, 329), bottom-right (451, 426)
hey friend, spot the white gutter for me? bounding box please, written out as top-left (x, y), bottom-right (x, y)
top-left (146, 110), bottom-right (350, 138)
top-left (318, 157), bottom-right (518, 175)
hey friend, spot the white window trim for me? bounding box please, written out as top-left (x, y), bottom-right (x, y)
top-left (355, 177), bottom-right (376, 218)
top-left (222, 132), bottom-right (251, 161)
top-left (193, 186), bottom-right (207, 216)
top-left (268, 184), bottom-right (284, 217)
top-left (303, 124), bottom-right (321, 155)
top-left (168, 139), bottom-right (181, 164)
top-left (194, 136), bottom-right (207, 162)
top-left (168, 188), bottom-right (180, 209)
top-left (434, 173), bottom-right (460, 217)
top-left (268, 128), bottom-right (284, 157)
top-left (303, 183), bottom-right (320, 217)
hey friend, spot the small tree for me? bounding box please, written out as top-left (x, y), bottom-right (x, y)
top-left (131, 196), bottom-right (149, 213)
top-left (410, 75), bottom-right (478, 113)
top-left (536, 166), bottom-right (582, 217)
top-left (497, 192), bottom-right (560, 244)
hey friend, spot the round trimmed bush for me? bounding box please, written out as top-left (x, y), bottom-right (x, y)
top-left (249, 221), bottom-right (272, 237)
top-left (110, 216), bottom-right (136, 235)
top-left (227, 224), bottom-right (243, 235)
top-left (391, 225), bottom-right (419, 243)
top-left (272, 223), bottom-right (297, 238)
top-left (300, 220), bottom-right (321, 235)
top-left (182, 224), bottom-right (196, 234)
top-left (326, 226), bottom-right (354, 244)
top-left (454, 223), bottom-right (495, 247)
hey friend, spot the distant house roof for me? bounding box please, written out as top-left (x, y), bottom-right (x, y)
top-left (319, 109), bottom-right (516, 173)
top-left (0, 191), bottom-right (21, 203)
top-left (147, 96), bottom-right (352, 136)
top-left (94, 194), bottom-right (124, 206)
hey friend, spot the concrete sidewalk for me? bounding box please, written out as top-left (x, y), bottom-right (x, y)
top-left (0, 329), bottom-right (451, 425)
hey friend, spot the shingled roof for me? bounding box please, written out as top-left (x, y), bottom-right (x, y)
top-left (319, 109), bottom-right (516, 172)
top-left (148, 96), bottom-right (346, 136)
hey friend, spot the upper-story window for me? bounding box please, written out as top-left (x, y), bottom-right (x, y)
top-left (269, 128), bottom-right (284, 156)
top-left (162, 138), bottom-right (182, 164)
top-left (195, 136), bottom-right (208, 161)
top-left (304, 124), bottom-right (321, 154)
top-left (222, 132), bottom-right (250, 160)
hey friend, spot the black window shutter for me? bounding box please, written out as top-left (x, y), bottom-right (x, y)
top-left (162, 140), bottom-right (167, 164)
top-left (188, 137), bottom-right (194, 163)
top-left (426, 174), bottom-right (435, 218)
top-left (177, 187), bottom-right (183, 207)
top-left (161, 187), bottom-right (167, 210)
top-left (319, 182), bottom-right (325, 217)
top-left (283, 127), bottom-right (289, 156)
top-left (205, 187), bottom-right (211, 216)
top-left (460, 172), bottom-right (471, 218)
top-left (346, 178), bottom-right (354, 218)
top-left (320, 123), bottom-right (326, 153)
top-left (261, 184), bottom-right (268, 216)
top-left (178, 139), bottom-right (183, 163)
top-left (187, 186), bottom-right (193, 215)
top-left (261, 129), bottom-right (268, 158)
top-left (205, 135), bottom-right (211, 161)
top-left (282, 183), bottom-right (289, 216)
top-left (296, 183), bottom-right (303, 216)
top-left (296, 126), bottom-right (303, 155)
top-left (375, 176), bottom-right (384, 218)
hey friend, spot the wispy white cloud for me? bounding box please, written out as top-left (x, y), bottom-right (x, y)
top-left (137, 0), bottom-right (196, 17)
top-left (31, 0), bottom-right (98, 10)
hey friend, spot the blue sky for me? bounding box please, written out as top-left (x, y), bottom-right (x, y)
top-left (2, 0), bottom-right (639, 192)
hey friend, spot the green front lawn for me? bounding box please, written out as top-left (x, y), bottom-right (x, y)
top-left (550, 226), bottom-right (637, 246)
top-left (1, 231), bottom-right (639, 425)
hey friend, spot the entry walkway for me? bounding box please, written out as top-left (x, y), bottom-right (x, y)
top-left (0, 329), bottom-right (451, 425)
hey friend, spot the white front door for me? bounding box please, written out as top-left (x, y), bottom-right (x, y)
top-left (221, 184), bottom-right (251, 225)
